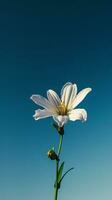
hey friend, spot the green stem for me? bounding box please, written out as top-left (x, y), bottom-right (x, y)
top-left (54, 161), bottom-right (58, 200)
top-left (54, 134), bottom-right (63, 200)
top-left (57, 134), bottom-right (63, 157)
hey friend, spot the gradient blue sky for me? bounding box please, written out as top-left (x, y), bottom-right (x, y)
top-left (0, 1), bottom-right (112, 200)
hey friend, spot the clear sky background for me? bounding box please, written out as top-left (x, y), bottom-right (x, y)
top-left (0, 1), bottom-right (112, 200)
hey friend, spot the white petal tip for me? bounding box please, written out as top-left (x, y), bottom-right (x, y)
top-left (33, 114), bottom-right (38, 120)
top-left (88, 88), bottom-right (92, 92)
top-left (30, 95), bottom-right (33, 100)
top-left (82, 118), bottom-right (87, 122)
top-left (33, 110), bottom-right (39, 120)
top-left (30, 94), bottom-right (39, 98)
top-left (47, 89), bottom-right (54, 94)
top-left (30, 95), bottom-right (36, 101)
top-left (47, 89), bottom-right (52, 92)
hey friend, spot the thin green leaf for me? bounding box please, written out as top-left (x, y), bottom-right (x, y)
top-left (59, 167), bottom-right (74, 184)
top-left (58, 162), bottom-right (65, 183)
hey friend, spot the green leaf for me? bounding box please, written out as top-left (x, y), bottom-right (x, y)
top-left (58, 162), bottom-right (65, 183)
top-left (59, 167), bottom-right (74, 184)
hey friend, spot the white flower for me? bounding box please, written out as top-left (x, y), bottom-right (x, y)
top-left (30, 82), bottom-right (92, 127)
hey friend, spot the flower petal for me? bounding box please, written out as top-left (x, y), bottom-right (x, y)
top-left (71, 88), bottom-right (92, 109)
top-left (69, 109), bottom-right (87, 121)
top-left (67, 84), bottom-right (77, 110)
top-left (30, 95), bottom-right (52, 109)
top-left (47, 90), bottom-right (61, 111)
top-left (33, 109), bottom-right (53, 120)
top-left (61, 82), bottom-right (72, 98)
top-left (61, 83), bottom-right (77, 109)
top-left (53, 115), bottom-right (69, 127)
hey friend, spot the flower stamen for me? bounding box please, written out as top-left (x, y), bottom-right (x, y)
top-left (58, 102), bottom-right (67, 115)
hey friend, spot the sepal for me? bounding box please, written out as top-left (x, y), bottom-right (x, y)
top-left (53, 123), bottom-right (64, 135)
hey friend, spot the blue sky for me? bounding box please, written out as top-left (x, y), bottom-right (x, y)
top-left (0, 1), bottom-right (112, 200)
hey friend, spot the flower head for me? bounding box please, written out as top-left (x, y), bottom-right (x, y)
top-left (30, 82), bottom-right (92, 127)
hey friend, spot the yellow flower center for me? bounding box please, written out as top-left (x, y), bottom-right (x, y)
top-left (58, 103), bottom-right (67, 115)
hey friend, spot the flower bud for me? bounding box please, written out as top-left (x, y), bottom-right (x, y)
top-left (47, 149), bottom-right (59, 161)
